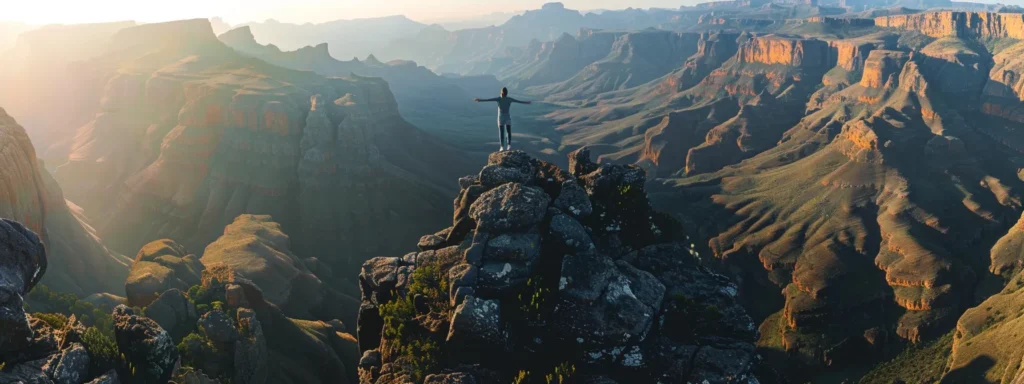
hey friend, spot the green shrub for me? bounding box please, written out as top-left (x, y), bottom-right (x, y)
top-left (380, 265), bottom-right (443, 382)
top-left (31, 312), bottom-right (69, 330)
top-left (176, 332), bottom-right (217, 368)
top-left (82, 327), bottom-right (118, 377)
top-left (25, 285), bottom-right (114, 337)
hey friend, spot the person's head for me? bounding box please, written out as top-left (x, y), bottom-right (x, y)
top-left (501, 87), bottom-right (508, 97)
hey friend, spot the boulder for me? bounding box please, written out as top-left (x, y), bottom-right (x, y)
top-left (553, 180), bottom-right (592, 218)
top-left (112, 305), bottom-right (179, 384)
top-left (201, 215), bottom-right (345, 320)
top-left (359, 349), bottom-right (381, 368)
top-left (568, 147), bottom-right (599, 177)
top-left (446, 297), bottom-right (505, 358)
top-left (469, 183), bottom-right (550, 233)
top-left (548, 213), bottom-right (594, 254)
top-left (144, 289), bottom-right (198, 341)
top-left (448, 264), bottom-right (479, 293)
top-left (478, 262), bottom-right (532, 293)
top-left (199, 310), bottom-right (238, 344)
top-left (125, 239), bottom-right (202, 307)
top-left (479, 165), bottom-right (531, 188)
top-left (453, 185), bottom-right (487, 224)
top-left (484, 233), bottom-right (541, 262)
top-left (554, 253), bottom-right (665, 351)
top-left (0, 218), bottom-right (47, 355)
top-left (458, 175), bottom-right (478, 189)
top-left (49, 342), bottom-right (90, 384)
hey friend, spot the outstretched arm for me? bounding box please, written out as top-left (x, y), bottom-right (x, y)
top-left (474, 97), bottom-right (499, 102)
top-left (510, 98), bottom-right (532, 104)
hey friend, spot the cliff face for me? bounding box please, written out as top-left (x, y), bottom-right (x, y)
top-left (860, 50), bottom-right (912, 88)
top-left (736, 35), bottom-right (831, 68)
top-left (875, 11), bottom-right (1024, 39)
top-left (981, 40), bottom-right (1024, 123)
top-left (0, 108), bottom-right (129, 295)
top-left (50, 20), bottom-right (470, 280)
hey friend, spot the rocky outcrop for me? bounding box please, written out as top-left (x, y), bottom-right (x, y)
top-left (875, 11), bottom-right (1024, 39)
top-left (0, 218), bottom-right (46, 355)
top-left (125, 239), bottom-right (203, 307)
top-left (200, 214), bottom-right (356, 322)
top-left (0, 108), bottom-right (129, 296)
top-left (113, 305), bottom-right (179, 384)
top-left (860, 50), bottom-right (912, 88)
top-left (357, 150), bottom-right (757, 383)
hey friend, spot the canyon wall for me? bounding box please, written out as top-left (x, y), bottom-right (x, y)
top-left (0, 107), bottom-right (129, 295)
top-left (876, 11), bottom-right (1024, 39)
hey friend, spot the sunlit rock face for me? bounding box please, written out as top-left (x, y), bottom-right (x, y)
top-left (875, 11), bottom-right (1024, 39)
top-left (0, 108), bottom-right (129, 295)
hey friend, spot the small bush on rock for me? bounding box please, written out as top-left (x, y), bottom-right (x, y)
top-left (82, 326), bottom-right (119, 377)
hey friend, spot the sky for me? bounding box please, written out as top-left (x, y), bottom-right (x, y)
top-left (4, 0), bottom-right (700, 26)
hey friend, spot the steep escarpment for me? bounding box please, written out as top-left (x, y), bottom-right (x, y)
top-left (50, 19), bottom-right (472, 277)
top-left (875, 11), bottom-right (1024, 39)
top-left (0, 108), bottom-right (129, 295)
top-left (690, 35), bottom-right (832, 102)
top-left (651, 41), bottom-right (1024, 379)
top-left (357, 150), bottom-right (758, 383)
top-left (980, 40), bottom-right (1024, 124)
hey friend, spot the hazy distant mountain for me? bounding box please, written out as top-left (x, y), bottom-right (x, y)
top-left (380, 2), bottom-right (687, 74)
top-left (432, 11), bottom-right (520, 30)
top-left (236, 15), bottom-right (427, 60)
top-left (0, 21), bottom-right (137, 154)
top-left (217, 25), bottom-right (504, 151)
top-left (0, 21), bottom-right (36, 52)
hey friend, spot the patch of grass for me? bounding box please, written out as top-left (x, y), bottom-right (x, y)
top-left (510, 362), bottom-right (577, 384)
top-left (519, 277), bottom-right (551, 322)
top-left (859, 331), bottom-right (953, 384)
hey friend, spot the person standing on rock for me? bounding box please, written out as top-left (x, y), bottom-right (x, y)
top-left (474, 87), bottom-right (532, 151)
